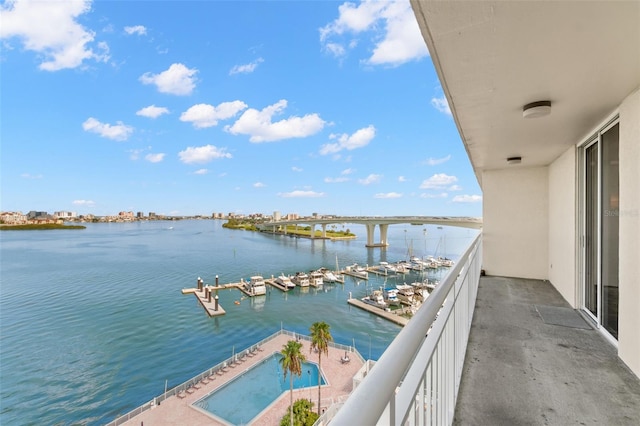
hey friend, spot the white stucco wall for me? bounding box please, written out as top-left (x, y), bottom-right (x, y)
top-left (482, 167), bottom-right (549, 279)
top-left (618, 88), bottom-right (640, 377)
top-left (548, 146), bottom-right (576, 306)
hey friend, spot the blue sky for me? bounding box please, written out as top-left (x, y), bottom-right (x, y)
top-left (1, 0), bottom-right (482, 217)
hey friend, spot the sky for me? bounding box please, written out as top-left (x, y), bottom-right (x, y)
top-left (1, 0), bottom-right (482, 218)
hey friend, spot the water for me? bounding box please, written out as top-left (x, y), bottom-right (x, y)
top-left (194, 353), bottom-right (324, 425)
top-left (0, 220), bottom-right (478, 425)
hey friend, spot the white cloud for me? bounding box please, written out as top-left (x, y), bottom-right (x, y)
top-left (320, 125), bottom-right (376, 155)
top-left (421, 192), bottom-right (448, 199)
top-left (0, 0), bottom-right (109, 71)
top-left (124, 25), bottom-right (146, 36)
top-left (136, 105), bottom-right (169, 119)
top-left (180, 101), bottom-right (247, 128)
top-left (140, 63), bottom-right (197, 96)
top-left (292, 166), bottom-right (303, 172)
top-left (144, 153), bottom-right (165, 163)
top-left (73, 199), bottom-right (95, 206)
top-left (225, 99), bottom-right (325, 142)
top-left (278, 190), bottom-right (325, 198)
top-left (419, 173), bottom-right (457, 189)
top-left (20, 173), bottom-right (42, 179)
top-left (358, 174), bottom-right (382, 185)
top-left (341, 168), bottom-right (355, 175)
top-left (229, 57), bottom-right (264, 75)
top-left (253, 182), bottom-right (266, 188)
top-left (82, 117), bottom-right (133, 141)
top-left (320, 0), bottom-right (428, 66)
top-left (424, 154), bottom-right (451, 166)
top-left (448, 184), bottom-right (462, 191)
top-left (194, 169), bottom-right (209, 175)
top-left (178, 145), bottom-right (232, 164)
top-left (452, 194), bottom-right (482, 203)
top-left (398, 176), bottom-right (407, 182)
top-left (324, 176), bottom-right (350, 183)
top-left (374, 192), bottom-right (402, 199)
top-left (431, 96), bottom-right (451, 115)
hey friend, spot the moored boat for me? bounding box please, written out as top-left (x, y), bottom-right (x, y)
top-left (244, 276), bottom-right (266, 296)
top-left (291, 272), bottom-right (310, 287)
top-left (275, 274), bottom-right (295, 289)
top-left (345, 263), bottom-right (369, 279)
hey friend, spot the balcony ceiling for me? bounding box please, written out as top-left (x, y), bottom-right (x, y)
top-left (411, 0), bottom-right (640, 186)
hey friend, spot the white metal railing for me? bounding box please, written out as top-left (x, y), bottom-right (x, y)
top-left (328, 234), bottom-right (482, 426)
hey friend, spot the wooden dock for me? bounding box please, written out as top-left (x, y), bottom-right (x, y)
top-left (347, 298), bottom-right (409, 326)
top-left (265, 278), bottom-right (290, 292)
top-left (194, 287), bottom-right (227, 317)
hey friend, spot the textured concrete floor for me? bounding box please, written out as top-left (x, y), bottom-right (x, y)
top-left (454, 276), bottom-right (640, 426)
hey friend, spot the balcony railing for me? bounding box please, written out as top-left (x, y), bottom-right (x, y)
top-left (327, 234), bottom-right (482, 425)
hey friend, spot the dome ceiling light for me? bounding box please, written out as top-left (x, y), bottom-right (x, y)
top-left (523, 100), bottom-right (551, 118)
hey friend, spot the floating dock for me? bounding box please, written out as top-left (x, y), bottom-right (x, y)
top-left (347, 298), bottom-right (409, 326)
top-left (265, 277), bottom-right (290, 292)
top-left (195, 287), bottom-right (226, 317)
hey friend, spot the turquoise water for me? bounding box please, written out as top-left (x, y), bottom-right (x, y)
top-left (194, 353), bottom-right (324, 425)
top-left (0, 220), bottom-right (477, 425)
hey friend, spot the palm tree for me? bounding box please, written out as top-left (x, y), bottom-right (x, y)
top-left (280, 340), bottom-right (306, 426)
top-left (309, 321), bottom-right (333, 416)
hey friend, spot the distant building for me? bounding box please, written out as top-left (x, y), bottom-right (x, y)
top-left (27, 211), bottom-right (48, 219)
top-left (1, 211), bottom-right (27, 224)
top-left (54, 211), bottom-right (77, 219)
top-left (137, 212), bottom-right (144, 219)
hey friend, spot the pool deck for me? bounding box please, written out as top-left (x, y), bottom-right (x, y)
top-left (122, 333), bottom-right (364, 425)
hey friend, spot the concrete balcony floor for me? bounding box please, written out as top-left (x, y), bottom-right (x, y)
top-left (455, 276), bottom-right (640, 425)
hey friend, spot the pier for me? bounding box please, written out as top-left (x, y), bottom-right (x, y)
top-left (347, 298), bottom-right (409, 326)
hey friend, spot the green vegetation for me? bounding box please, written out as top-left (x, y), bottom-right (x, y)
top-left (279, 399), bottom-right (319, 426)
top-left (309, 321), bottom-right (333, 416)
top-left (222, 218), bottom-right (259, 231)
top-left (222, 219), bottom-right (356, 239)
top-left (0, 223), bottom-right (86, 230)
top-left (280, 340), bottom-right (306, 426)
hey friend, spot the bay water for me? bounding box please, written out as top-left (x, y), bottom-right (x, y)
top-left (0, 220), bottom-right (477, 425)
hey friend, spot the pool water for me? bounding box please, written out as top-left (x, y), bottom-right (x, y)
top-left (194, 353), bottom-right (325, 425)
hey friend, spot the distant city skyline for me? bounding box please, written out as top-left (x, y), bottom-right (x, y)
top-left (1, 0), bottom-right (482, 217)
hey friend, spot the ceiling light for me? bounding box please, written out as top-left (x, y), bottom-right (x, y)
top-left (523, 101), bottom-right (551, 118)
top-left (507, 156), bottom-right (522, 165)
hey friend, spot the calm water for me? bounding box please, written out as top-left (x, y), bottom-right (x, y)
top-left (0, 220), bottom-right (477, 425)
top-left (194, 353), bottom-right (324, 425)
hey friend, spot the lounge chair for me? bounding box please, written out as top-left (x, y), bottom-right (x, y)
top-left (177, 391), bottom-right (187, 399)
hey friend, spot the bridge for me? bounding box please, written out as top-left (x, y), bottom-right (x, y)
top-left (259, 216), bottom-right (482, 247)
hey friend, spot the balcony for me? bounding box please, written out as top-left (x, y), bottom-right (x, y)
top-left (327, 235), bottom-right (640, 425)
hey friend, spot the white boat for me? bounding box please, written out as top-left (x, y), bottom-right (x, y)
top-left (292, 272), bottom-right (310, 287)
top-left (384, 288), bottom-right (401, 306)
top-left (323, 270), bottom-right (340, 283)
top-left (363, 290), bottom-right (387, 309)
top-left (309, 271), bottom-right (324, 287)
top-left (377, 261), bottom-right (397, 275)
top-left (244, 276), bottom-right (266, 296)
top-left (276, 274), bottom-right (295, 289)
top-left (396, 284), bottom-right (415, 304)
top-left (345, 263), bottom-right (369, 279)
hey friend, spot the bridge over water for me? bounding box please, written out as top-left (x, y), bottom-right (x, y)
top-left (260, 216), bottom-right (482, 247)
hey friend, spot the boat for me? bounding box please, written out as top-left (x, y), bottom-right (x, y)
top-left (396, 284), bottom-right (415, 305)
top-left (377, 261), bottom-right (397, 275)
top-left (362, 290), bottom-right (387, 309)
top-left (323, 269), bottom-right (340, 283)
top-left (384, 288), bottom-right (401, 306)
top-left (291, 272), bottom-right (310, 287)
top-left (275, 274), bottom-right (295, 289)
top-left (309, 271), bottom-right (324, 287)
top-left (345, 263), bottom-right (369, 279)
top-left (244, 276), bottom-right (266, 296)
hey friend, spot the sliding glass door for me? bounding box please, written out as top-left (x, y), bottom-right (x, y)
top-left (582, 121), bottom-right (619, 339)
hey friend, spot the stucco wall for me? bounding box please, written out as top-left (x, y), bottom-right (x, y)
top-left (482, 167), bottom-right (549, 279)
top-left (548, 146), bottom-right (576, 306)
top-left (618, 88), bottom-right (640, 377)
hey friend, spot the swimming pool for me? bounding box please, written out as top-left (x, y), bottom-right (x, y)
top-left (193, 353), bottom-right (326, 425)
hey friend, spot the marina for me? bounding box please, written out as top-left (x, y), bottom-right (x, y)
top-left (0, 219), bottom-right (475, 425)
